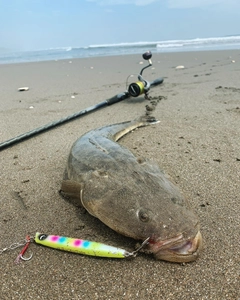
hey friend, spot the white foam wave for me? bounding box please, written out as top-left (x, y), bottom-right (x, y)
top-left (88, 36), bottom-right (240, 49)
top-left (156, 36), bottom-right (240, 49)
top-left (41, 36), bottom-right (240, 52)
top-left (88, 41), bottom-right (158, 48)
top-left (157, 43), bottom-right (183, 48)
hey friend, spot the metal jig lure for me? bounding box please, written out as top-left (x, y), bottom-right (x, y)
top-left (34, 233), bottom-right (150, 258)
top-left (1, 233), bottom-right (149, 262)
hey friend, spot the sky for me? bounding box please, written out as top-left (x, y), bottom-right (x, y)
top-left (0, 0), bottom-right (239, 51)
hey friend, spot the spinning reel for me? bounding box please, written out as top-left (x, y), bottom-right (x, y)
top-left (127, 51), bottom-right (153, 99)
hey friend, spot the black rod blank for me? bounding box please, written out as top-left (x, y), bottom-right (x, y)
top-left (0, 94), bottom-right (127, 151)
top-left (0, 78), bottom-right (163, 151)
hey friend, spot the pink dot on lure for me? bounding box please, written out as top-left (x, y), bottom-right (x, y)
top-left (51, 236), bottom-right (59, 242)
top-left (74, 239), bottom-right (82, 247)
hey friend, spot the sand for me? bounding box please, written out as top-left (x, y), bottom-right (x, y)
top-left (0, 50), bottom-right (239, 299)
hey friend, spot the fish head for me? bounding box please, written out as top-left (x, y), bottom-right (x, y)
top-left (84, 166), bottom-right (202, 263)
top-left (122, 190), bottom-right (202, 263)
top-left (135, 203), bottom-right (202, 263)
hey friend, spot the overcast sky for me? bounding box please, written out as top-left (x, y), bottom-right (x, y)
top-left (0, 0), bottom-right (239, 51)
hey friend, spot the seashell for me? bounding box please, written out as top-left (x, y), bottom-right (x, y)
top-left (18, 87), bottom-right (29, 91)
top-left (175, 65), bottom-right (185, 69)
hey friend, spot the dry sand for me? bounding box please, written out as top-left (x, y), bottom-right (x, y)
top-left (0, 50), bottom-right (239, 299)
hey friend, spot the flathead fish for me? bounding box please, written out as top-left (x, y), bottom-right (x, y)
top-left (61, 116), bottom-right (202, 262)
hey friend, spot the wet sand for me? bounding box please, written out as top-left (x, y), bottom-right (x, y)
top-left (0, 50), bottom-right (239, 299)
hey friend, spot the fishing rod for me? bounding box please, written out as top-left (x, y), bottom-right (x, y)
top-left (0, 51), bottom-right (163, 151)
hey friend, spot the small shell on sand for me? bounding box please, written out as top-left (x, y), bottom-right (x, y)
top-left (18, 87), bottom-right (29, 91)
top-left (175, 65), bottom-right (185, 69)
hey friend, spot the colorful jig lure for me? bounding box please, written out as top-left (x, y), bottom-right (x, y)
top-left (1, 233), bottom-right (149, 262)
top-left (34, 233), bottom-right (149, 259)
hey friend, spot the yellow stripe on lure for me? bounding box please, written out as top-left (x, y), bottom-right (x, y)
top-left (34, 233), bottom-right (149, 258)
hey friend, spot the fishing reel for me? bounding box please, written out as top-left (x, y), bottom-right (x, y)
top-left (127, 51), bottom-right (153, 99)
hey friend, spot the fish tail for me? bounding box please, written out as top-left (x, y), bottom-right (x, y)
top-left (111, 115), bottom-right (159, 142)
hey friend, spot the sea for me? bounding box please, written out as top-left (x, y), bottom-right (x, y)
top-left (1, 35), bottom-right (240, 65)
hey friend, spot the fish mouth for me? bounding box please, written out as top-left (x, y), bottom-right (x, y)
top-left (148, 231), bottom-right (203, 263)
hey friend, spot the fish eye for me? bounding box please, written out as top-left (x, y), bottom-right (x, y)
top-left (138, 209), bottom-right (150, 222)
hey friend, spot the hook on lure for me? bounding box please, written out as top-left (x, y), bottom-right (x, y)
top-left (128, 237), bottom-right (150, 257)
top-left (15, 235), bottom-right (33, 264)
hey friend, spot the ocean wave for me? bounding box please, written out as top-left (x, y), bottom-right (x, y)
top-left (1, 35), bottom-right (240, 64)
top-left (87, 35), bottom-right (240, 50)
top-left (155, 35), bottom-right (240, 50)
top-left (40, 36), bottom-right (240, 52)
top-left (87, 41), bottom-right (158, 49)
top-left (157, 43), bottom-right (183, 48)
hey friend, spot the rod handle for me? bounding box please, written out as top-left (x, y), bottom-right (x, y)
top-left (150, 77), bottom-right (164, 87)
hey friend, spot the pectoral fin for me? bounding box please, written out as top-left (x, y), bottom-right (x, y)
top-left (60, 180), bottom-right (83, 199)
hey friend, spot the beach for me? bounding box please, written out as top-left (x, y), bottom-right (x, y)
top-left (0, 50), bottom-right (239, 299)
